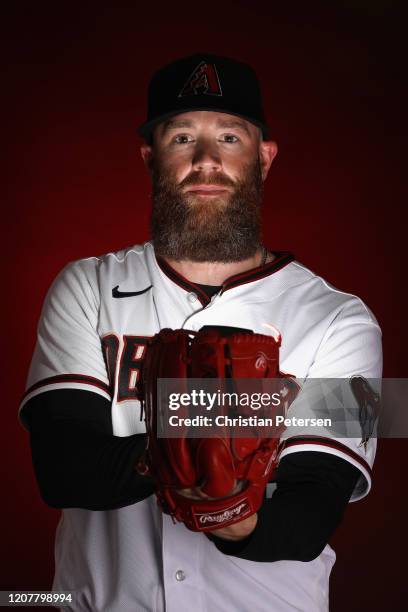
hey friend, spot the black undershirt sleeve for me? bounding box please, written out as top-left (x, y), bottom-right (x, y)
top-left (22, 389), bottom-right (154, 510)
top-left (206, 451), bottom-right (361, 562)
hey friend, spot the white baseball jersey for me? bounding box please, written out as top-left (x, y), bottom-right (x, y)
top-left (20, 241), bottom-right (382, 612)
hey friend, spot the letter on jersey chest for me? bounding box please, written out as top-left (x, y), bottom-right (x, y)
top-left (102, 334), bottom-right (150, 402)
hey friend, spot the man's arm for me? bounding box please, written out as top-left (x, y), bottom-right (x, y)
top-left (207, 451), bottom-right (360, 561)
top-left (22, 389), bottom-right (153, 510)
top-left (20, 260), bottom-right (154, 509)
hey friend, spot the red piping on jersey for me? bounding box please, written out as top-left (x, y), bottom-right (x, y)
top-left (157, 257), bottom-right (211, 306)
top-left (22, 374), bottom-right (111, 400)
top-left (281, 436), bottom-right (372, 476)
top-left (156, 251), bottom-right (294, 304)
top-left (220, 251), bottom-right (294, 294)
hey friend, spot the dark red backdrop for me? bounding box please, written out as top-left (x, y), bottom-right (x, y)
top-left (3, 2), bottom-right (406, 610)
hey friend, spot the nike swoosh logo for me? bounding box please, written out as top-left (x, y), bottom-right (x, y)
top-left (112, 285), bottom-right (152, 298)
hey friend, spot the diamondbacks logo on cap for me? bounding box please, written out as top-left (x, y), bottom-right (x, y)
top-left (178, 61), bottom-right (222, 97)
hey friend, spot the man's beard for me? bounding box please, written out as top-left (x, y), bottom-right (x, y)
top-left (150, 157), bottom-right (264, 263)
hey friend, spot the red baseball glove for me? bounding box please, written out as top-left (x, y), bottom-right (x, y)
top-left (137, 327), bottom-right (297, 532)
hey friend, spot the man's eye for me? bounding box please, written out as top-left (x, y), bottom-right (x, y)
top-left (173, 134), bottom-right (194, 144)
top-left (221, 134), bottom-right (239, 143)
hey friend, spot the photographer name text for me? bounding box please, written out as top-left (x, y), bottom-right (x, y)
top-left (167, 415), bottom-right (332, 428)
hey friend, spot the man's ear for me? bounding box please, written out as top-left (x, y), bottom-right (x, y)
top-left (259, 140), bottom-right (278, 181)
top-left (140, 144), bottom-right (154, 173)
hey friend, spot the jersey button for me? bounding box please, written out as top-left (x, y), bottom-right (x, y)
top-left (187, 292), bottom-right (198, 303)
top-left (175, 570), bottom-right (186, 581)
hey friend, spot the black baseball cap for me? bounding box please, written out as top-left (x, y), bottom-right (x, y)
top-left (138, 53), bottom-right (269, 141)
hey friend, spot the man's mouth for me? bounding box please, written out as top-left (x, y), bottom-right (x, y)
top-left (185, 185), bottom-right (231, 196)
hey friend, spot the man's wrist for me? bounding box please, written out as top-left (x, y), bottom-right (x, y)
top-left (209, 513), bottom-right (258, 541)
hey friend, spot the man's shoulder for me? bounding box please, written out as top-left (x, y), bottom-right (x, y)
top-left (62, 242), bottom-right (153, 276)
top-left (46, 243), bottom-right (154, 302)
top-left (280, 258), bottom-right (379, 327)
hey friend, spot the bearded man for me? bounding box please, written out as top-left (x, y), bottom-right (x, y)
top-left (20, 54), bottom-right (382, 611)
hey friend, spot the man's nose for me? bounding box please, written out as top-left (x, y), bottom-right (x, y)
top-left (191, 140), bottom-right (222, 172)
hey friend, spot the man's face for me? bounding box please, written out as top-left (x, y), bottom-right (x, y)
top-left (141, 111), bottom-right (277, 263)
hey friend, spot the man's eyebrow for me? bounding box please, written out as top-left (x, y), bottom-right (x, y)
top-left (162, 119), bottom-right (194, 131)
top-left (215, 119), bottom-right (251, 134)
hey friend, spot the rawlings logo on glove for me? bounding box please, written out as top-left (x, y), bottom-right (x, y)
top-left (196, 500), bottom-right (250, 526)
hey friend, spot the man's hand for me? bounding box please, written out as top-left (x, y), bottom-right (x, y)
top-left (209, 513), bottom-right (258, 541)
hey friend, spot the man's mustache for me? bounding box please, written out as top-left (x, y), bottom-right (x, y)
top-left (179, 172), bottom-right (236, 189)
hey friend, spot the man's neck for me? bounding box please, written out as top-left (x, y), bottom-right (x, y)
top-left (162, 248), bottom-right (274, 286)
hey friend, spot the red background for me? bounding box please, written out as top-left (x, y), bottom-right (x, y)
top-left (3, 2), bottom-right (406, 610)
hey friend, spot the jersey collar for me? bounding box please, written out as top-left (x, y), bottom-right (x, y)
top-left (156, 251), bottom-right (295, 306)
